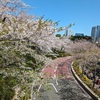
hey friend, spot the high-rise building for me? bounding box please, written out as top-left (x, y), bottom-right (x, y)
top-left (91, 26), bottom-right (100, 42)
top-left (65, 29), bottom-right (74, 37)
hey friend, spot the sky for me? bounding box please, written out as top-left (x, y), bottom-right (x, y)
top-left (23, 0), bottom-right (100, 36)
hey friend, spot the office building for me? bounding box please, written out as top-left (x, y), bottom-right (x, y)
top-left (65, 29), bottom-right (74, 37)
top-left (91, 26), bottom-right (100, 42)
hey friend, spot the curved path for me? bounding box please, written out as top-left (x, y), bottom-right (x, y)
top-left (42, 57), bottom-right (72, 79)
top-left (41, 57), bottom-right (93, 100)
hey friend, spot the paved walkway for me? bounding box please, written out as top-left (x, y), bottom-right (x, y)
top-left (42, 57), bottom-right (72, 79)
top-left (38, 79), bottom-right (60, 100)
top-left (39, 57), bottom-right (93, 100)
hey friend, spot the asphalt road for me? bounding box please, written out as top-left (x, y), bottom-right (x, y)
top-left (38, 79), bottom-right (60, 100)
top-left (37, 79), bottom-right (92, 100)
top-left (58, 78), bottom-right (92, 100)
top-left (36, 57), bottom-right (93, 100)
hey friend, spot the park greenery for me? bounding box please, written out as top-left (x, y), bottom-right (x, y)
top-left (72, 41), bottom-right (100, 97)
top-left (0, 0), bottom-right (73, 99)
top-left (73, 61), bottom-right (100, 97)
top-left (0, 0), bottom-right (100, 99)
top-left (56, 34), bottom-right (61, 38)
top-left (69, 35), bottom-right (92, 41)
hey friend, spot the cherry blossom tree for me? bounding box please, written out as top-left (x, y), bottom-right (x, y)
top-left (0, 0), bottom-right (74, 99)
top-left (71, 40), bottom-right (100, 88)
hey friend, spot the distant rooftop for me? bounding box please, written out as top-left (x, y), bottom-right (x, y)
top-left (75, 33), bottom-right (84, 36)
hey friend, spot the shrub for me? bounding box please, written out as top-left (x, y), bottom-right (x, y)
top-left (56, 34), bottom-right (61, 37)
top-left (83, 75), bottom-right (89, 82)
top-left (73, 63), bottom-right (100, 97)
top-left (79, 68), bottom-right (82, 74)
top-left (0, 75), bottom-right (17, 100)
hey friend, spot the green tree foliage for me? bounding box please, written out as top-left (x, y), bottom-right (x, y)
top-left (56, 34), bottom-right (61, 37)
top-left (69, 35), bottom-right (92, 41)
top-left (0, 75), bottom-right (17, 100)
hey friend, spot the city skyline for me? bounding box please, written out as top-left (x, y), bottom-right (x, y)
top-left (23, 0), bottom-right (100, 36)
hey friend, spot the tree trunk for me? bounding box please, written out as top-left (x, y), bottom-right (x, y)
top-left (92, 68), bottom-right (96, 89)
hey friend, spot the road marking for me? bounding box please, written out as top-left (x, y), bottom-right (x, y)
top-left (56, 78), bottom-right (58, 85)
top-left (53, 66), bottom-right (58, 85)
top-left (37, 84), bottom-right (42, 92)
top-left (49, 83), bottom-right (58, 93)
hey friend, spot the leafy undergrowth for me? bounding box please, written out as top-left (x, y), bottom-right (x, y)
top-left (45, 48), bottom-right (71, 59)
top-left (0, 74), bottom-right (17, 100)
top-left (73, 61), bottom-right (100, 98)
